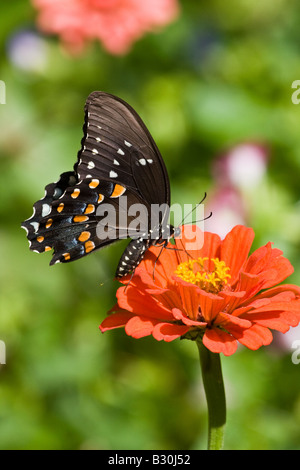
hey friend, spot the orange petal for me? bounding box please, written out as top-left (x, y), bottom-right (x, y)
top-left (203, 328), bottom-right (238, 356)
top-left (198, 290), bottom-right (226, 323)
top-left (125, 316), bottom-right (159, 338)
top-left (134, 267), bottom-right (168, 293)
top-left (260, 261), bottom-right (294, 289)
top-left (201, 231), bottom-right (222, 260)
top-left (241, 299), bottom-right (300, 332)
top-left (215, 312), bottom-right (252, 329)
top-left (152, 323), bottom-right (190, 342)
top-left (141, 244), bottom-right (180, 289)
top-left (249, 311), bottom-right (300, 332)
top-left (245, 243), bottom-right (294, 288)
top-left (220, 225), bottom-right (255, 285)
top-left (172, 307), bottom-right (207, 326)
top-left (116, 285), bottom-right (174, 321)
top-left (219, 289), bottom-right (247, 313)
top-left (99, 311), bottom-right (134, 332)
top-left (121, 269), bottom-right (183, 317)
top-left (248, 299), bottom-right (300, 315)
top-left (173, 278), bottom-right (201, 321)
top-left (253, 284), bottom-right (300, 300)
top-left (244, 242), bottom-right (273, 273)
top-left (236, 272), bottom-right (262, 296)
top-left (232, 324), bottom-right (273, 350)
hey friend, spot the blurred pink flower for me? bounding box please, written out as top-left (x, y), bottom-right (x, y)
top-left (204, 186), bottom-right (247, 239)
top-left (31, 0), bottom-right (180, 55)
top-left (206, 142), bottom-right (269, 238)
top-left (213, 143), bottom-right (269, 190)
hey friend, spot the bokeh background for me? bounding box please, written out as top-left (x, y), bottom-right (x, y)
top-left (1, 0), bottom-right (300, 450)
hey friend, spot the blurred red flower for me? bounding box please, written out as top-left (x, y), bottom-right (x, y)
top-left (32, 0), bottom-right (180, 55)
top-left (100, 225), bottom-right (300, 356)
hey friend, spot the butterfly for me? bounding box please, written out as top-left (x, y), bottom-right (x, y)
top-left (21, 91), bottom-right (178, 278)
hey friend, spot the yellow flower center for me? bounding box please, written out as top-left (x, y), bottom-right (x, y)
top-left (174, 257), bottom-right (231, 294)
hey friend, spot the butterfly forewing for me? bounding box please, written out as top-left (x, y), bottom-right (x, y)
top-left (76, 92), bottom-right (170, 207)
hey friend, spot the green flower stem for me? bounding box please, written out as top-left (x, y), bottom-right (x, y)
top-left (196, 339), bottom-right (226, 450)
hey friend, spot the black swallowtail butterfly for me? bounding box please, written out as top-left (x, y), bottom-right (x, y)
top-left (22, 91), bottom-right (177, 278)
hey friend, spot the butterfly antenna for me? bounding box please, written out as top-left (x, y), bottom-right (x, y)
top-left (171, 192), bottom-right (212, 259)
top-left (203, 210), bottom-right (213, 222)
top-left (178, 192), bottom-right (208, 226)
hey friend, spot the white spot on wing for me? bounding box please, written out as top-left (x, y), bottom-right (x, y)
top-left (113, 159), bottom-right (120, 165)
top-left (124, 140), bottom-right (132, 147)
top-left (117, 148), bottom-right (125, 155)
top-left (88, 161), bottom-right (95, 169)
top-left (42, 204), bottom-right (51, 217)
top-left (109, 171), bottom-right (118, 178)
top-left (92, 148), bottom-right (98, 154)
top-left (139, 158), bottom-right (146, 165)
top-left (147, 159), bottom-right (153, 164)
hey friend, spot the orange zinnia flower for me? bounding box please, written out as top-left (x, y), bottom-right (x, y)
top-left (100, 225), bottom-right (300, 356)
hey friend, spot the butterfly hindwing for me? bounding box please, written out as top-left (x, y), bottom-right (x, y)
top-left (22, 174), bottom-right (150, 265)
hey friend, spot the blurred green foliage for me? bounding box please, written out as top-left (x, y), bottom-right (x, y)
top-left (0, 0), bottom-right (300, 450)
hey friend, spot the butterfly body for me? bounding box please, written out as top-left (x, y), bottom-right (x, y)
top-left (115, 223), bottom-right (176, 277)
top-left (22, 92), bottom-right (174, 278)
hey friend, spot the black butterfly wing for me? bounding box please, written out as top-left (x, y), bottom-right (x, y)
top-left (76, 92), bottom-right (170, 210)
top-left (22, 172), bottom-right (150, 266)
top-left (22, 92), bottom-right (171, 270)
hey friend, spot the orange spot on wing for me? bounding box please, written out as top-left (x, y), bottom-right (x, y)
top-left (46, 219), bottom-right (53, 228)
top-left (84, 204), bottom-right (95, 214)
top-left (111, 184), bottom-right (126, 198)
top-left (71, 188), bottom-right (80, 199)
top-left (98, 194), bottom-right (104, 203)
top-left (63, 253), bottom-right (71, 261)
top-left (44, 246), bottom-right (52, 252)
top-left (37, 236), bottom-right (44, 243)
top-left (89, 179), bottom-right (99, 189)
top-left (85, 240), bottom-right (95, 253)
top-left (74, 215), bottom-right (89, 223)
top-left (57, 203), bottom-right (64, 213)
top-left (78, 231), bottom-right (91, 242)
